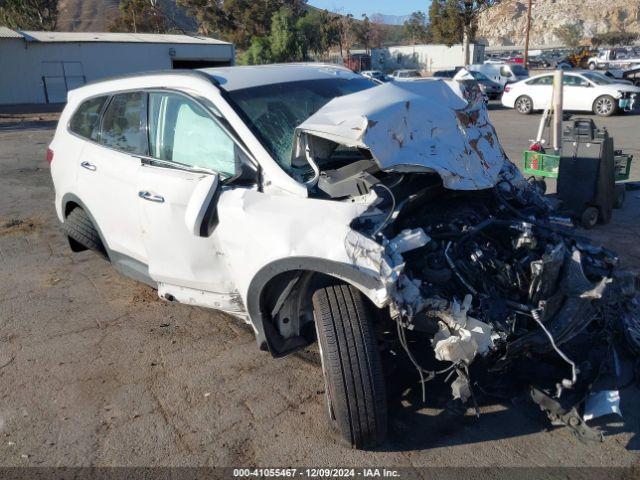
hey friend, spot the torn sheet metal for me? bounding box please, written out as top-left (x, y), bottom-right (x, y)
top-left (345, 226), bottom-right (431, 314)
top-left (584, 390), bottom-right (622, 421)
top-left (293, 79), bottom-right (507, 190)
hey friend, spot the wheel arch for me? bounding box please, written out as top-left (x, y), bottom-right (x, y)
top-left (61, 193), bottom-right (110, 259)
top-left (246, 257), bottom-right (387, 358)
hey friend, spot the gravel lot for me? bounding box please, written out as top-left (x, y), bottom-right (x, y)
top-left (0, 105), bottom-right (639, 468)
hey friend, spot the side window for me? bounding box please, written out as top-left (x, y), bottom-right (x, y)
top-left (69, 96), bottom-right (108, 140)
top-left (563, 75), bottom-right (588, 87)
top-left (148, 92), bottom-right (237, 177)
top-left (528, 75), bottom-right (552, 85)
top-left (100, 92), bottom-right (148, 155)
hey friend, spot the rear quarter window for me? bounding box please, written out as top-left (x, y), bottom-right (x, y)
top-left (69, 96), bottom-right (108, 140)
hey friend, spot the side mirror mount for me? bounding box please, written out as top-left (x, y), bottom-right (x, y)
top-left (185, 173), bottom-right (220, 237)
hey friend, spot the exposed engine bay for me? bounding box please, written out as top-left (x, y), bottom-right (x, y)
top-left (287, 79), bottom-right (639, 443)
top-left (317, 156), bottom-right (639, 443)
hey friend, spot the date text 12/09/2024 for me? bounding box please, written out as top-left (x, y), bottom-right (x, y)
top-left (233, 468), bottom-right (401, 478)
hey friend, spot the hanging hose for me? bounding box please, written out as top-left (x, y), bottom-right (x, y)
top-left (372, 183), bottom-right (396, 238)
top-left (531, 308), bottom-right (578, 395)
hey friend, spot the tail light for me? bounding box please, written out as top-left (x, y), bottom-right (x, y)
top-left (46, 148), bottom-right (54, 165)
top-left (504, 85), bottom-right (511, 93)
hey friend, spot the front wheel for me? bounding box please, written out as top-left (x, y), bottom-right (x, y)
top-left (593, 95), bottom-right (617, 117)
top-left (312, 284), bottom-right (387, 449)
top-left (588, 62), bottom-right (597, 70)
top-left (515, 95), bottom-right (533, 114)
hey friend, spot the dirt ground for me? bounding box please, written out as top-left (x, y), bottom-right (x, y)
top-left (0, 106), bottom-right (639, 468)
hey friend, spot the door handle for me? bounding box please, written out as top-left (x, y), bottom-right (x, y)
top-left (80, 161), bottom-right (96, 171)
top-left (138, 191), bottom-right (165, 203)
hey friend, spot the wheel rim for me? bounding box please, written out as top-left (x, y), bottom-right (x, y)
top-left (516, 97), bottom-right (531, 113)
top-left (595, 97), bottom-right (613, 115)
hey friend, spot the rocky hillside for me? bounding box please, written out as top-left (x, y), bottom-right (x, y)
top-left (477, 0), bottom-right (640, 46)
top-left (57, 0), bottom-right (119, 31)
top-left (56, 0), bottom-right (196, 32)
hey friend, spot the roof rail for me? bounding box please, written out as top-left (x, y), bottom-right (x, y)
top-left (81, 69), bottom-right (219, 89)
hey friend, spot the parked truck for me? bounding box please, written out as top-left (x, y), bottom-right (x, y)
top-left (588, 49), bottom-right (640, 70)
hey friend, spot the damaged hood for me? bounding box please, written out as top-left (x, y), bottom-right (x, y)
top-left (294, 79), bottom-right (507, 190)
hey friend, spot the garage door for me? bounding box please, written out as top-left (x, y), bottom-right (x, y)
top-left (42, 61), bottom-right (86, 103)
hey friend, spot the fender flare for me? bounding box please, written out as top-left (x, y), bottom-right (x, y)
top-left (246, 256), bottom-right (387, 357)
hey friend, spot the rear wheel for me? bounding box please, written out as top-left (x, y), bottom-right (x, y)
top-left (593, 95), bottom-right (617, 117)
top-left (515, 95), bottom-right (533, 114)
top-left (63, 207), bottom-right (106, 257)
top-left (312, 284), bottom-right (387, 449)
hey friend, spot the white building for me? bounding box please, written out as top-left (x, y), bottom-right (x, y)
top-left (0, 27), bottom-right (234, 105)
top-left (371, 44), bottom-right (485, 73)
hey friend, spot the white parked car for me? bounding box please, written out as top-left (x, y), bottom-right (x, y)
top-left (389, 69), bottom-right (423, 80)
top-left (502, 70), bottom-right (640, 116)
top-left (467, 63), bottom-right (529, 87)
top-left (360, 70), bottom-right (389, 83)
top-left (49, 64), bottom-right (635, 449)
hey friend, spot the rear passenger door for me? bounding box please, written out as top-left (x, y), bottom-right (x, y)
top-left (76, 91), bottom-right (149, 267)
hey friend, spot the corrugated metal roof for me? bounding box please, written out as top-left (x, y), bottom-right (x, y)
top-left (0, 27), bottom-right (23, 38)
top-left (2, 29), bottom-right (230, 45)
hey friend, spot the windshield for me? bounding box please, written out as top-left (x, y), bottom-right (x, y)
top-left (226, 78), bottom-right (375, 173)
top-left (510, 65), bottom-right (529, 76)
top-left (582, 72), bottom-right (616, 85)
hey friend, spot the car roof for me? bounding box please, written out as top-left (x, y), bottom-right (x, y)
top-left (199, 63), bottom-right (362, 91)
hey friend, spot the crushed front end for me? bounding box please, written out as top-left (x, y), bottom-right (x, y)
top-left (295, 79), bottom-right (639, 442)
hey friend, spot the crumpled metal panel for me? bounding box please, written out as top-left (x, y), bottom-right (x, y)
top-left (294, 79), bottom-right (507, 190)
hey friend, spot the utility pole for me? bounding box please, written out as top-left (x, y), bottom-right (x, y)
top-left (523, 0), bottom-right (533, 68)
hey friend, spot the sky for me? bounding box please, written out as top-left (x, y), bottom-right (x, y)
top-left (309, 0), bottom-right (430, 18)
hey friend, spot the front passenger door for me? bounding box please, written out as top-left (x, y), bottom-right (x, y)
top-left (136, 91), bottom-right (243, 313)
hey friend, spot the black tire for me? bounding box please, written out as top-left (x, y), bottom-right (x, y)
top-left (312, 284), bottom-right (387, 449)
top-left (515, 95), bottom-right (533, 114)
top-left (581, 206), bottom-right (599, 229)
top-left (593, 95), bottom-right (617, 117)
top-left (62, 207), bottom-right (106, 257)
top-left (588, 62), bottom-right (597, 71)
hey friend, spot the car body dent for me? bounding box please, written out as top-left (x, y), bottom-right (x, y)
top-left (293, 79), bottom-right (507, 190)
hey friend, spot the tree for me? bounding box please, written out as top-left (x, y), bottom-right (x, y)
top-left (269, 5), bottom-right (304, 62)
top-left (177, 0), bottom-right (306, 49)
top-left (402, 11), bottom-right (430, 45)
top-left (320, 11), bottom-right (343, 57)
top-left (0, 0), bottom-right (58, 30)
top-left (108, 0), bottom-right (168, 33)
top-left (554, 23), bottom-right (583, 48)
top-left (296, 8), bottom-right (324, 57)
top-left (428, 0), bottom-right (494, 63)
top-left (338, 13), bottom-right (357, 57)
top-left (352, 14), bottom-right (372, 53)
top-left (240, 36), bottom-right (273, 65)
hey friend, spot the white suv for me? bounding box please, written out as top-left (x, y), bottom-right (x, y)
top-left (50, 64), bottom-right (634, 449)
